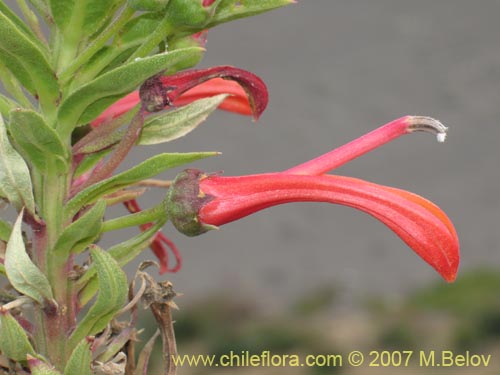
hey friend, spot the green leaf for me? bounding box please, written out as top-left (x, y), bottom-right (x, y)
top-left (209, 0), bottom-right (294, 27)
top-left (69, 246), bottom-right (128, 348)
top-left (49, 0), bottom-right (121, 38)
top-left (52, 200), bottom-right (106, 259)
top-left (47, 0), bottom-right (73, 31)
top-left (64, 338), bottom-right (92, 375)
top-left (65, 152), bottom-right (217, 219)
top-left (0, 12), bottom-right (58, 113)
top-left (73, 148), bottom-right (113, 178)
top-left (27, 356), bottom-right (62, 375)
top-left (119, 12), bottom-right (164, 45)
top-left (8, 109), bottom-right (69, 174)
top-left (0, 115), bottom-right (36, 214)
top-left (77, 95), bottom-right (225, 154)
top-left (57, 47), bottom-right (203, 136)
top-left (0, 3), bottom-right (41, 45)
top-left (0, 310), bottom-right (35, 361)
top-left (5, 211), bottom-right (54, 304)
top-left (0, 93), bottom-right (17, 119)
top-left (0, 219), bottom-right (12, 242)
top-left (78, 218), bottom-right (165, 306)
top-left (0, 263), bottom-right (5, 275)
top-left (140, 94), bottom-right (228, 145)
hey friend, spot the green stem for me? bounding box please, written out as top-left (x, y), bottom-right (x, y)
top-left (59, 6), bottom-right (135, 85)
top-left (39, 161), bottom-right (73, 367)
top-left (102, 203), bottom-right (165, 232)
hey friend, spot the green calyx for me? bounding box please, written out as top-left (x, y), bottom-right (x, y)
top-left (166, 169), bottom-right (216, 237)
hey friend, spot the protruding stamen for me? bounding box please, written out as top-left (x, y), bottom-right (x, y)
top-left (407, 116), bottom-right (448, 143)
top-left (283, 116), bottom-right (449, 176)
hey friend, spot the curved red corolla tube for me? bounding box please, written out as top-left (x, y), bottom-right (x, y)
top-left (166, 116), bottom-right (459, 282)
top-left (197, 173), bottom-right (459, 282)
top-left (91, 78), bottom-right (252, 127)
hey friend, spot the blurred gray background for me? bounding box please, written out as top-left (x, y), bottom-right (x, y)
top-left (120, 0), bottom-right (500, 310)
top-left (5, 0), bottom-right (500, 310)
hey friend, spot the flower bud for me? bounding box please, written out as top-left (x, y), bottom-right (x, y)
top-left (166, 169), bottom-right (216, 236)
top-left (128, 0), bottom-right (170, 12)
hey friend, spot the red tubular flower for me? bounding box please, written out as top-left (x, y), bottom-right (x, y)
top-left (84, 67), bottom-right (267, 273)
top-left (91, 66), bottom-right (266, 127)
top-left (166, 116), bottom-right (460, 282)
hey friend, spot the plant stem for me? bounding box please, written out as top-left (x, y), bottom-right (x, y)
top-left (38, 161), bottom-right (73, 368)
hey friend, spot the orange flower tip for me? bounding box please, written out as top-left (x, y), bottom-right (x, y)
top-left (406, 116), bottom-right (448, 143)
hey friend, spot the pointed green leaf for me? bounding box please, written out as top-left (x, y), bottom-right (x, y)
top-left (8, 109), bottom-right (69, 173)
top-left (49, 0), bottom-right (121, 38)
top-left (0, 3), bottom-right (41, 45)
top-left (27, 356), bottom-right (62, 375)
top-left (119, 12), bottom-right (163, 45)
top-left (0, 12), bottom-right (58, 112)
top-left (0, 310), bottom-right (35, 361)
top-left (52, 200), bottom-right (106, 259)
top-left (140, 94), bottom-right (228, 145)
top-left (78, 218), bottom-right (165, 306)
top-left (5, 211), bottom-right (54, 304)
top-left (209, 0), bottom-right (294, 27)
top-left (76, 95), bottom-right (225, 154)
top-left (65, 152), bottom-right (217, 219)
top-left (73, 148), bottom-right (113, 178)
top-left (0, 219), bottom-right (12, 242)
top-left (47, 0), bottom-right (73, 31)
top-left (69, 246), bottom-right (127, 348)
top-left (64, 338), bottom-right (92, 375)
top-left (57, 47), bottom-right (203, 136)
top-left (0, 93), bottom-right (17, 119)
top-left (0, 263), bottom-right (5, 276)
top-left (0, 115), bottom-right (36, 214)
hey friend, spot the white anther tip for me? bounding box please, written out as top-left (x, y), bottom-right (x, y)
top-left (437, 132), bottom-right (446, 143)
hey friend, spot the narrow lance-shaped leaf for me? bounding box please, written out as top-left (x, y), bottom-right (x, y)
top-left (79, 94), bottom-right (228, 153)
top-left (78, 219), bottom-right (166, 306)
top-left (0, 2), bottom-right (41, 45)
top-left (52, 200), bottom-right (106, 261)
top-left (140, 94), bottom-right (228, 145)
top-left (57, 47), bottom-right (203, 136)
top-left (64, 337), bottom-right (92, 375)
top-left (208, 0), bottom-right (295, 28)
top-left (65, 152), bottom-right (217, 220)
top-left (49, 0), bottom-right (121, 39)
top-left (0, 310), bottom-right (35, 362)
top-left (5, 210), bottom-right (54, 304)
top-left (8, 109), bottom-right (69, 174)
top-left (0, 93), bottom-right (17, 119)
top-left (0, 115), bottom-right (36, 215)
top-left (69, 246), bottom-right (128, 348)
top-left (0, 218), bottom-right (12, 242)
top-left (0, 12), bottom-right (58, 113)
